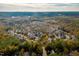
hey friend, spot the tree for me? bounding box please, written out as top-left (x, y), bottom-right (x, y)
top-left (70, 50), bottom-right (79, 56)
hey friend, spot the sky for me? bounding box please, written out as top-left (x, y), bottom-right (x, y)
top-left (0, 0), bottom-right (79, 12)
top-left (0, 0), bottom-right (79, 3)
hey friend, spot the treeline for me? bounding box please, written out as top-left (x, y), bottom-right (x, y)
top-left (0, 32), bottom-right (79, 56)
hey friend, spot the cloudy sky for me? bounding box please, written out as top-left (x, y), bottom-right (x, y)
top-left (0, 0), bottom-right (79, 12)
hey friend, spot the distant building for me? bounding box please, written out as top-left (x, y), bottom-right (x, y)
top-left (48, 37), bottom-right (52, 42)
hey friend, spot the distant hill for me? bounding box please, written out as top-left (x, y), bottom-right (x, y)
top-left (0, 12), bottom-right (79, 17)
